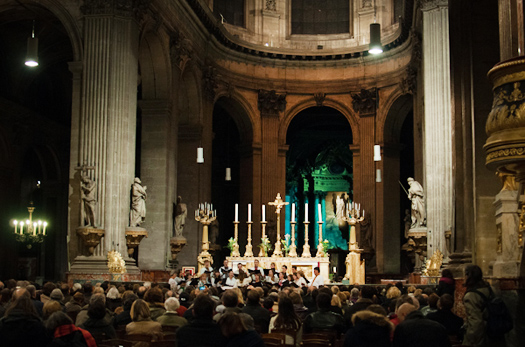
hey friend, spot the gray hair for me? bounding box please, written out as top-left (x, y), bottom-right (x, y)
top-left (107, 287), bottom-right (120, 299)
top-left (90, 293), bottom-right (106, 305)
top-left (164, 297), bottom-right (180, 311)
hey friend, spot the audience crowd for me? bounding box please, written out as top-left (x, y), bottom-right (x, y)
top-left (0, 263), bottom-right (509, 347)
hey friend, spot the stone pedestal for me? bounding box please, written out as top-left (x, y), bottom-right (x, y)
top-left (125, 227), bottom-right (148, 257)
top-left (493, 189), bottom-right (520, 277)
top-left (76, 227), bottom-right (105, 255)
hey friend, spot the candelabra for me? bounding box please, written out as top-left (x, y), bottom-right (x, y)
top-left (12, 204), bottom-right (48, 249)
top-left (302, 221), bottom-right (311, 257)
top-left (269, 193), bottom-right (288, 257)
top-left (259, 221), bottom-right (268, 257)
top-left (195, 203), bottom-right (216, 271)
top-left (341, 203), bottom-right (365, 283)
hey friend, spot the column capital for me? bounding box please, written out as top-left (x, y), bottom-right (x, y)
top-left (81, 0), bottom-right (148, 20)
top-left (258, 90), bottom-right (286, 116)
top-left (351, 88), bottom-right (377, 116)
top-left (419, 0), bottom-right (448, 12)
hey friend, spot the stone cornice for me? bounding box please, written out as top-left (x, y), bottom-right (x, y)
top-left (419, 0), bottom-right (448, 12)
top-left (81, 0), bottom-right (149, 20)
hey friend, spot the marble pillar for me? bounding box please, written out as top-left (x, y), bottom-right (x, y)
top-left (138, 100), bottom-right (175, 270)
top-left (493, 189), bottom-right (520, 277)
top-left (421, 0), bottom-right (453, 259)
top-left (69, 0), bottom-right (142, 274)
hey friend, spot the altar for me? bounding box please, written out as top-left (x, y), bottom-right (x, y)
top-left (226, 256), bottom-right (331, 284)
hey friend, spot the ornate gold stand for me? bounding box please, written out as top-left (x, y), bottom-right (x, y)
top-left (195, 206), bottom-right (215, 272)
top-left (342, 210), bottom-right (365, 284)
top-left (259, 221), bottom-right (268, 257)
top-left (124, 228), bottom-right (148, 256)
top-left (316, 221), bottom-right (325, 257)
top-left (244, 222), bottom-right (254, 257)
top-left (302, 221), bottom-right (311, 257)
top-left (289, 221), bottom-right (298, 257)
top-left (231, 221), bottom-right (240, 257)
top-left (269, 193), bottom-right (288, 258)
top-left (76, 227), bottom-right (105, 255)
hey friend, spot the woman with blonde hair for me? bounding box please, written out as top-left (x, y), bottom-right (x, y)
top-left (126, 299), bottom-right (162, 343)
top-left (330, 295), bottom-right (343, 316)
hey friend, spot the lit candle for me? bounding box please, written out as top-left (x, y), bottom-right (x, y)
top-left (262, 205), bottom-right (266, 222)
top-left (363, 210), bottom-right (365, 218)
top-left (14, 220), bottom-right (17, 234)
top-left (248, 204), bottom-right (251, 222)
top-left (318, 204), bottom-right (322, 222)
top-left (305, 203), bottom-right (308, 222)
top-left (291, 203), bottom-right (295, 222)
top-left (33, 222), bottom-right (37, 236)
top-left (235, 204), bottom-right (239, 222)
top-left (20, 221), bottom-right (24, 234)
top-left (43, 222), bottom-right (47, 236)
top-left (38, 220), bottom-right (42, 234)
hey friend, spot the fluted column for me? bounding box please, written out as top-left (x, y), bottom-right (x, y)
top-left (421, 0), bottom-right (453, 259)
top-left (72, 0), bottom-right (141, 260)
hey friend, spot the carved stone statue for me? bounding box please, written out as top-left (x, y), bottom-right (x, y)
top-left (174, 196), bottom-right (187, 237)
top-left (81, 174), bottom-right (97, 226)
top-left (130, 178), bottom-right (147, 227)
top-left (407, 177), bottom-right (426, 228)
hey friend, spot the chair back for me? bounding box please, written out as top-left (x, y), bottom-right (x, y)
top-left (161, 325), bottom-right (179, 333)
top-left (261, 332), bottom-right (286, 347)
top-left (271, 327), bottom-right (299, 346)
top-left (126, 333), bottom-right (153, 342)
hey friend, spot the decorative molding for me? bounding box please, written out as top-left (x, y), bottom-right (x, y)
top-left (169, 29), bottom-right (192, 72)
top-left (258, 90), bottom-right (286, 115)
top-left (202, 66), bottom-right (218, 101)
top-left (362, 0), bottom-right (373, 8)
top-left (419, 0), bottom-right (448, 12)
top-left (314, 92), bottom-right (326, 107)
top-left (486, 147), bottom-right (525, 163)
top-left (401, 66), bottom-right (418, 94)
top-left (81, 0), bottom-right (148, 20)
top-left (265, 0), bottom-right (277, 11)
top-left (351, 88), bottom-right (377, 115)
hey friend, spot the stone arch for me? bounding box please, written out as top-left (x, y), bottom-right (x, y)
top-left (382, 92), bottom-right (413, 144)
top-left (0, 0), bottom-right (83, 61)
top-left (178, 63), bottom-right (202, 125)
top-left (213, 91), bottom-right (257, 145)
top-left (139, 31), bottom-right (171, 99)
top-left (280, 97), bottom-right (359, 146)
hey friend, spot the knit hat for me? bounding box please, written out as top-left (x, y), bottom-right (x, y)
top-left (50, 288), bottom-right (64, 301)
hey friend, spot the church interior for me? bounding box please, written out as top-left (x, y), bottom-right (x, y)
top-left (0, 0), bottom-right (524, 331)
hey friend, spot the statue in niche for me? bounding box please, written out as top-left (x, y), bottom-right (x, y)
top-left (173, 196), bottom-right (187, 237)
top-left (130, 178), bottom-right (147, 227)
top-left (81, 173), bottom-right (97, 227)
top-left (332, 192), bottom-right (348, 223)
top-left (407, 177), bottom-right (426, 228)
top-left (265, 0), bottom-right (276, 11)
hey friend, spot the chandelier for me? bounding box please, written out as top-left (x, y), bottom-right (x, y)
top-left (12, 204), bottom-right (48, 248)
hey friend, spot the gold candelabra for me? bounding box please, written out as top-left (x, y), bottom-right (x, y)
top-left (341, 203), bottom-right (365, 283)
top-left (231, 221), bottom-right (241, 256)
top-left (12, 204), bottom-right (48, 249)
top-left (269, 193), bottom-right (288, 257)
top-left (316, 220), bottom-right (325, 257)
top-left (302, 221), bottom-right (311, 257)
top-left (244, 221), bottom-right (254, 257)
top-left (195, 202), bottom-right (216, 270)
top-left (259, 221), bottom-right (268, 256)
top-left (289, 221), bottom-right (298, 257)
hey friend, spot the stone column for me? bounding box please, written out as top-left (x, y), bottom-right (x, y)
top-left (421, 0), bottom-right (453, 259)
top-left (138, 100), bottom-right (175, 270)
top-left (493, 188), bottom-right (520, 277)
top-left (259, 90), bottom-right (286, 244)
top-left (70, 0), bottom-right (142, 273)
top-left (498, 0), bottom-right (523, 61)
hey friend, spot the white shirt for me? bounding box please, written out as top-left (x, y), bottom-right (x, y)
top-left (199, 266), bottom-right (214, 277)
top-left (265, 274), bottom-right (278, 284)
top-left (311, 274), bottom-right (325, 288)
top-left (295, 277), bottom-right (307, 287)
top-left (222, 277), bottom-right (238, 289)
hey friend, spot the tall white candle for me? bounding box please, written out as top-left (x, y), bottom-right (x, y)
top-left (262, 205), bottom-right (266, 222)
top-left (235, 204), bottom-right (239, 222)
top-left (248, 204), bottom-right (252, 222)
top-left (305, 203), bottom-right (308, 222)
top-left (291, 203), bottom-right (295, 222)
top-left (318, 204), bottom-right (322, 222)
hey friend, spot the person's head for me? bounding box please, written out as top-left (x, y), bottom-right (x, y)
top-left (278, 272), bottom-right (285, 280)
top-left (438, 293), bottom-right (454, 311)
top-left (237, 263), bottom-right (243, 269)
top-left (193, 293), bottom-right (215, 319)
top-left (314, 267), bottom-right (320, 276)
top-left (331, 295), bottom-right (341, 308)
top-left (26, 285), bottom-right (36, 299)
top-left (316, 292), bottom-right (332, 310)
top-left (396, 303), bottom-right (416, 323)
top-left (223, 259), bottom-right (228, 267)
top-left (204, 260), bottom-right (211, 268)
top-left (131, 299), bottom-right (151, 322)
top-left (465, 265), bottom-right (484, 289)
top-left (269, 269), bottom-right (275, 277)
top-left (0, 288), bottom-right (12, 305)
top-left (12, 287), bottom-right (30, 301)
top-left (145, 287), bottom-right (163, 304)
top-left (407, 286), bottom-right (416, 294)
top-left (164, 297), bottom-right (180, 312)
top-left (361, 286), bottom-right (377, 300)
top-left (50, 288), bottom-right (64, 302)
top-left (386, 286), bottom-right (401, 299)
top-left (289, 291), bottom-right (303, 305)
top-left (351, 310), bottom-right (393, 333)
top-left (263, 297), bottom-right (274, 310)
top-left (337, 292), bottom-right (347, 306)
top-left (219, 312), bottom-right (246, 338)
top-left (254, 259), bottom-right (259, 267)
top-left (222, 290), bottom-right (239, 308)
top-left (427, 293), bottom-right (439, 309)
top-left (288, 274), bottom-right (294, 282)
top-left (271, 262), bottom-right (276, 269)
top-left (42, 282), bottom-right (56, 296)
top-left (254, 273), bottom-right (261, 282)
top-left (107, 287), bottom-right (120, 300)
top-left (6, 291), bottom-right (36, 317)
top-left (87, 297), bottom-right (106, 320)
top-left (228, 270), bottom-right (234, 279)
top-left (351, 287), bottom-right (360, 300)
top-left (73, 292), bottom-right (85, 305)
top-left (83, 282), bottom-right (93, 294)
top-left (292, 266), bottom-right (297, 273)
top-left (43, 300), bottom-right (63, 320)
top-left (45, 311), bottom-right (73, 332)
top-left (247, 289), bottom-right (261, 305)
top-left (274, 295), bottom-right (301, 329)
top-left (441, 268), bottom-right (454, 279)
top-left (281, 265), bottom-right (288, 273)
top-left (367, 304), bottom-right (387, 316)
top-left (200, 273), bottom-right (208, 281)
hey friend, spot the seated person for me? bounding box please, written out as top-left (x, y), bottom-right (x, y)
top-left (426, 294), bottom-right (464, 340)
top-left (281, 265), bottom-right (288, 276)
top-left (156, 297), bottom-right (188, 328)
top-left (197, 273), bottom-right (210, 289)
top-left (250, 274), bottom-right (264, 288)
top-left (222, 270), bottom-right (239, 289)
top-left (294, 273), bottom-right (307, 288)
top-left (265, 269), bottom-right (278, 284)
top-left (277, 272), bottom-right (289, 288)
top-left (211, 270), bottom-right (222, 287)
top-left (242, 290), bottom-right (271, 333)
top-left (219, 259), bottom-right (232, 280)
top-left (199, 260), bottom-right (214, 276)
top-left (235, 263), bottom-right (252, 287)
top-left (304, 292), bottom-right (345, 335)
top-left (311, 267), bottom-right (325, 288)
top-left (250, 259), bottom-right (265, 279)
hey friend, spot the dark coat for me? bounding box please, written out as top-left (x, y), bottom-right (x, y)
top-left (226, 330), bottom-right (265, 347)
top-left (80, 317), bottom-right (116, 341)
top-left (176, 318), bottom-right (227, 347)
top-left (392, 311), bottom-right (451, 347)
top-left (426, 309), bottom-right (464, 339)
top-left (344, 310), bottom-right (393, 347)
top-left (242, 303), bottom-right (271, 332)
top-left (436, 277), bottom-right (455, 297)
top-left (343, 298), bottom-right (373, 326)
top-left (0, 309), bottom-right (48, 347)
top-left (304, 309), bottom-right (346, 335)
